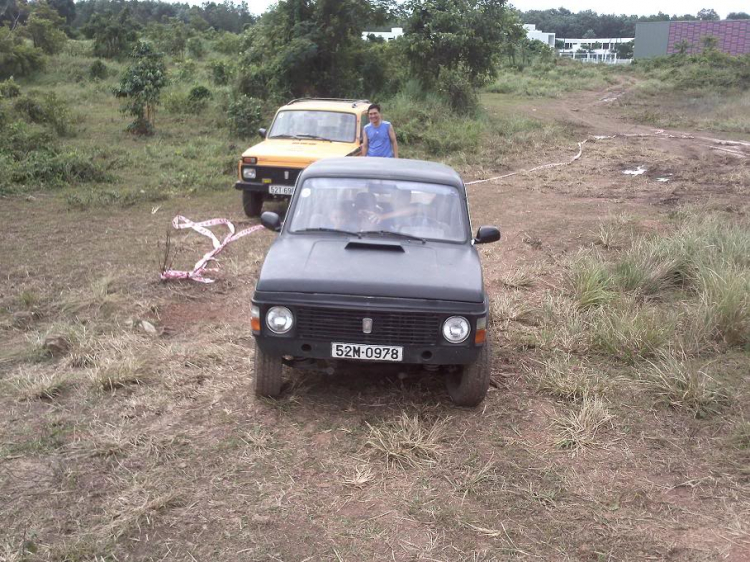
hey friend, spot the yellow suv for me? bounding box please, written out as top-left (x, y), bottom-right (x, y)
top-left (234, 98), bottom-right (371, 217)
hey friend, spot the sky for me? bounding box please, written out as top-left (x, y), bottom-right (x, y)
top-left (240, 0), bottom-right (748, 18)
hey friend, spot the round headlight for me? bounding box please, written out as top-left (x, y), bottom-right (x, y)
top-left (242, 167), bottom-right (256, 179)
top-left (266, 306), bottom-right (294, 334)
top-left (442, 316), bottom-right (470, 343)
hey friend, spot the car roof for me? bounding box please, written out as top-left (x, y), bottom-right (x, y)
top-left (299, 157), bottom-right (465, 189)
top-left (278, 99), bottom-right (370, 113)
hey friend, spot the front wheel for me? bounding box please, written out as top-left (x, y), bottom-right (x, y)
top-left (445, 340), bottom-right (491, 407)
top-left (243, 191), bottom-right (264, 217)
top-left (253, 341), bottom-right (283, 398)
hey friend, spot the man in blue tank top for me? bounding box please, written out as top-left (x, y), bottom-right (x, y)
top-left (362, 103), bottom-right (399, 158)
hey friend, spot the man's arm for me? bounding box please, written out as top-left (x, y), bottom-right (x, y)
top-left (389, 125), bottom-right (398, 158)
top-left (361, 128), bottom-right (369, 157)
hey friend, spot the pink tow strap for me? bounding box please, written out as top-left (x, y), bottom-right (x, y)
top-left (160, 215), bottom-right (264, 284)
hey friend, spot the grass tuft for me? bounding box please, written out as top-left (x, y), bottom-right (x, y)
top-left (365, 413), bottom-right (447, 469)
top-left (532, 354), bottom-right (606, 402)
top-left (553, 395), bottom-right (614, 451)
top-left (644, 351), bottom-right (729, 418)
top-left (569, 253), bottom-right (613, 310)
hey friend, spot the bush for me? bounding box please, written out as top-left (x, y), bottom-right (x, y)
top-left (436, 66), bottom-right (478, 115)
top-left (227, 95), bottom-right (262, 138)
top-left (187, 86), bottom-right (212, 112)
top-left (89, 60), bottom-right (108, 80)
top-left (0, 77), bottom-right (21, 98)
top-left (209, 60), bottom-right (234, 86)
top-left (213, 32), bottom-right (242, 55)
top-left (173, 59), bottom-right (197, 83)
top-left (186, 37), bottom-right (205, 59)
top-left (13, 93), bottom-right (73, 136)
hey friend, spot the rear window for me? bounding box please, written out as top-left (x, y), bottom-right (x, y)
top-left (268, 110), bottom-right (357, 143)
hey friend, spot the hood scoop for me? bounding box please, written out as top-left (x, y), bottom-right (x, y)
top-left (345, 240), bottom-right (405, 252)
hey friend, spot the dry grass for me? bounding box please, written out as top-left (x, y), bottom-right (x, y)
top-left (365, 413), bottom-right (448, 469)
top-left (531, 354), bottom-right (607, 402)
top-left (8, 367), bottom-right (71, 401)
top-left (643, 351), bottom-right (729, 418)
top-left (553, 395), bottom-right (615, 451)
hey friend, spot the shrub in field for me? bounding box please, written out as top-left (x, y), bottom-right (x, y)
top-left (13, 93), bottom-right (73, 136)
top-left (0, 77), bottom-right (21, 98)
top-left (213, 32), bottom-right (243, 55)
top-left (209, 60), bottom-right (233, 85)
top-left (187, 86), bottom-right (212, 112)
top-left (89, 60), bottom-right (108, 80)
top-left (436, 66), bottom-right (478, 115)
top-left (227, 94), bottom-right (262, 138)
top-left (113, 42), bottom-right (168, 135)
top-left (173, 59), bottom-right (198, 83)
top-left (186, 37), bottom-right (205, 59)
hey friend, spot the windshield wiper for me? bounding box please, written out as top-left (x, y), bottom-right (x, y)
top-left (359, 230), bottom-right (426, 243)
top-left (268, 134), bottom-right (297, 139)
top-left (296, 227), bottom-right (361, 237)
top-left (294, 134), bottom-right (333, 142)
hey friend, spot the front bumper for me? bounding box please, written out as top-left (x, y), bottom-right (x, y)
top-left (252, 291), bottom-right (489, 366)
top-left (234, 180), bottom-right (294, 194)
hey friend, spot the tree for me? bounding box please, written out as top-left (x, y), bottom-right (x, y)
top-left (582, 29), bottom-right (596, 39)
top-left (402, 0), bottom-right (517, 87)
top-left (237, 0), bottom-right (372, 99)
top-left (83, 8), bottom-right (140, 58)
top-left (48, 0), bottom-right (75, 25)
top-left (0, 25), bottom-right (45, 78)
top-left (727, 12), bottom-right (750, 19)
top-left (113, 42), bottom-right (167, 135)
top-left (697, 8), bottom-right (719, 21)
top-left (613, 40), bottom-right (633, 58)
top-left (22, 1), bottom-right (67, 54)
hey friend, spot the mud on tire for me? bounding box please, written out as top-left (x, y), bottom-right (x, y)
top-left (445, 339), bottom-right (491, 407)
top-left (253, 341), bottom-right (283, 397)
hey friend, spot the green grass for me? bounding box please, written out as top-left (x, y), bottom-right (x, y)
top-left (487, 60), bottom-right (621, 98)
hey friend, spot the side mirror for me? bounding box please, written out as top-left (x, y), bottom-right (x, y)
top-left (474, 226), bottom-right (501, 244)
top-left (261, 211), bottom-right (281, 232)
top-left (258, 128), bottom-right (267, 139)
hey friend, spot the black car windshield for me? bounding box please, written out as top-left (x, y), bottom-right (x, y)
top-left (288, 178), bottom-right (468, 243)
top-left (268, 111), bottom-right (356, 143)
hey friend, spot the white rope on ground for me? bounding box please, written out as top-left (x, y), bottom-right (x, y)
top-left (464, 129), bottom-right (747, 187)
top-left (160, 216), bottom-right (264, 283)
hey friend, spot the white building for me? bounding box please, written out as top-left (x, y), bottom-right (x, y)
top-left (362, 27), bottom-right (404, 41)
top-left (557, 37), bottom-right (634, 55)
top-left (523, 24), bottom-right (555, 48)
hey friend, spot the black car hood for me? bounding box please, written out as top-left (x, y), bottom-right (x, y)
top-left (256, 235), bottom-right (485, 303)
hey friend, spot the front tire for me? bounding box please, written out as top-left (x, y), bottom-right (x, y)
top-left (253, 341), bottom-right (283, 398)
top-left (243, 191), bottom-right (264, 217)
top-left (445, 340), bottom-right (491, 407)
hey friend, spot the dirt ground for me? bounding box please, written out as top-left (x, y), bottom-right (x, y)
top-left (1, 83), bottom-right (749, 561)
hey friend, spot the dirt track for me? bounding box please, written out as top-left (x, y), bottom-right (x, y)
top-left (1, 84), bottom-right (749, 561)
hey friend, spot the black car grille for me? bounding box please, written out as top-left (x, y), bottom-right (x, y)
top-left (296, 307), bottom-right (441, 345)
top-left (254, 166), bottom-right (301, 185)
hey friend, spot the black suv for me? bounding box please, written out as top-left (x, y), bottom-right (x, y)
top-left (251, 158), bottom-right (501, 406)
